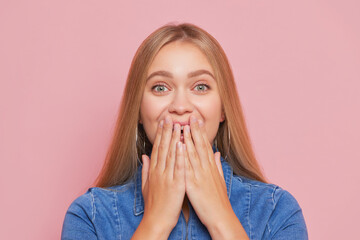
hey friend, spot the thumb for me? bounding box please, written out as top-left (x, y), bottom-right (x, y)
top-left (141, 154), bottom-right (150, 192)
top-left (215, 152), bottom-right (224, 178)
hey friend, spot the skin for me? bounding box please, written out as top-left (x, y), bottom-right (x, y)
top-left (134, 41), bottom-right (249, 240)
top-left (139, 41), bottom-right (225, 145)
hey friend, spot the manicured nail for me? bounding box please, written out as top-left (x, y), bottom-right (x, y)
top-left (174, 123), bottom-right (180, 130)
top-left (184, 125), bottom-right (190, 133)
top-left (190, 115), bottom-right (197, 123)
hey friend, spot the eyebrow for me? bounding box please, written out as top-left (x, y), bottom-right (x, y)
top-left (146, 69), bottom-right (215, 81)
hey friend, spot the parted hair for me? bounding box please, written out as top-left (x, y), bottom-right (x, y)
top-left (94, 22), bottom-right (267, 187)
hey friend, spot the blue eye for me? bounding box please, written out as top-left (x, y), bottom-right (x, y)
top-left (194, 84), bottom-right (209, 92)
top-left (152, 84), bottom-right (169, 92)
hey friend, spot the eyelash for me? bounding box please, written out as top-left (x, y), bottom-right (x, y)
top-left (151, 83), bottom-right (210, 93)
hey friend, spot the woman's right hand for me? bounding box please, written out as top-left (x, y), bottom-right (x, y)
top-left (140, 116), bottom-right (186, 235)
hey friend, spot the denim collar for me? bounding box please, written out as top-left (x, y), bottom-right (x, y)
top-left (133, 144), bottom-right (233, 215)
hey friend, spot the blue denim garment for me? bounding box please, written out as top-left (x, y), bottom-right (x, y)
top-left (61, 146), bottom-right (308, 239)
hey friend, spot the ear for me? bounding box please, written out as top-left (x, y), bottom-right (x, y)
top-left (220, 111), bottom-right (225, 123)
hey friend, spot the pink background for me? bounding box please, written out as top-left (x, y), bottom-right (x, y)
top-left (1, 0), bottom-right (359, 239)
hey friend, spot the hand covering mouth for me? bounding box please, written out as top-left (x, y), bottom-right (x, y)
top-left (172, 124), bottom-right (186, 133)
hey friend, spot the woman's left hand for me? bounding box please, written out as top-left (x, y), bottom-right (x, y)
top-left (183, 115), bottom-right (249, 240)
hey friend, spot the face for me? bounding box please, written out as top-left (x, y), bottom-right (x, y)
top-left (139, 41), bottom-right (225, 145)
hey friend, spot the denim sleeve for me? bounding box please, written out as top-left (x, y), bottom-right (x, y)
top-left (61, 190), bottom-right (97, 240)
top-left (268, 187), bottom-right (308, 240)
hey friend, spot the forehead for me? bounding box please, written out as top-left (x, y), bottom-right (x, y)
top-left (147, 41), bottom-right (214, 77)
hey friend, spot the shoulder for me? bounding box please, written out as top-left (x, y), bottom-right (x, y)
top-left (61, 188), bottom-right (97, 239)
top-left (91, 180), bottom-right (136, 201)
top-left (231, 175), bottom-right (308, 239)
top-left (78, 180), bottom-right (136, 213)
top-left (231, 174), bottom-right (280, 202)
top-left (233, 174), bottom-right (299, 203)
top-left (67, 181), bottom-right (134, 209)
top-left (61, 181), bottom-right (136, 239)
top-left (233, 174), bottom-right (303, 216)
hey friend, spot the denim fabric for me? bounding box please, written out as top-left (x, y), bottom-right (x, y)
top-left (61, 148), bottom-right (308, 239)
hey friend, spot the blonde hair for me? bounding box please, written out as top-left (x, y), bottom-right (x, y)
top-left (94, 22), bottom-right (267, 187)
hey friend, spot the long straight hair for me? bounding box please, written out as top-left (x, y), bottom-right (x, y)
top-left (94, 23), bottom-right (267, 187)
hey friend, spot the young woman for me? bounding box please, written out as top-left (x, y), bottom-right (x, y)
top-left (61, 23), bottom-right (308, 240)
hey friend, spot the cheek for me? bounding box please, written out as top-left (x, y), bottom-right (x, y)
top-left (140, 95), bottom-right (168, 144)
top-left (196, 96), bottom-right (223, 143)
top-left (204, 120), bottom-right (220, 144)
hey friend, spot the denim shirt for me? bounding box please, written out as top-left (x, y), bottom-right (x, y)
top-left (61, 148), bottom-right (308, 240)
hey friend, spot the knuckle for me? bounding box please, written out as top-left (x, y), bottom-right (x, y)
top-left (176, 149), bottom-right (181, 157)
top-left (175, 163), bottom-right (183, 171)
top-left (149, 165), bottom-right (156, 172)
top-left (152, 168), bottom-right (162, 178)
top-left (158, 144), bottom-right (166, 152)
top-left (168, 138), bottom-right (175, 145)
top-left (188, 151), bottom-right (196, 159)
top-left (164, 122), bottom-right (172, 130)
top-left (170, 149), bottom-right (176, 159)
top-left (152, 142), bottom-right (159, 150)
top-left (157, 125), bottom-right (163, 132)
top-left (166, 154), bottom-right (171, 163)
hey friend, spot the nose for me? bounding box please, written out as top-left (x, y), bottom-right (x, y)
top-left (168, 90), bottom-right (194, 115)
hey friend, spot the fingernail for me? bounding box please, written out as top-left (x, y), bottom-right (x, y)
top-left (184, 125), bottom-right (190, 133)
top-left (177, 141), bottom-right (182, 150)
top-left (198, 119), bottom-right (204, 127)
top-left (190, 115), bottom-right (197, 123)
top-left (159, 120), bottom-right (164, 128)
top-left (174, 123), bottom-right (180, 130)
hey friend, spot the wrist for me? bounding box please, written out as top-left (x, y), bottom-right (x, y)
top-left (206, 213), bottom-right (249, 240)
top-left (134, 215), bottom-right (174, 240)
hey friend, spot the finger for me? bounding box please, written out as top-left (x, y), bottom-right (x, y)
top-left (157, 116), bottom-right (173, 171)
top-left (150, 120), bottom-right (164, 170)
top-left (198, 119), bottom-right (216, 168)
top-left (141, 154), bottom-right (150, 192)
top-left (214, 152), bottom-right (224, 178)
top-left (174, 141), bottom-right (185, 181)
top-left (183, 144), bottom-right (193, 178)
top-left (189, 116), bottom-right (209, 168)
top-left (166, 123), bottom-right (181, 177)
top-left (183, 124), bottom-right (201, 170)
